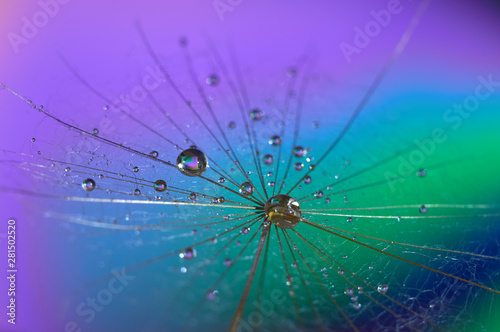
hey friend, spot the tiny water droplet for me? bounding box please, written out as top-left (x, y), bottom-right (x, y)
top-left (133, 166), bottom-right (139, 173)
top-left (154, 180), bottom-right (167, 192)
top-left (417, 169), bottom-right (427, 177)
top-left (241, 227), bottom-right (250, 235)
top-left (263, 154), bottom-right (273, 165)
top-left (347, 217), bottom-right (353, 222)
top-left (206, 74), bottom-right (220, 86)
top-left (292, 146), bottom-right (307, 157)
top-left (65, 167), bottom-right (71, 172)
top-left (92, 128), bottom-right (99, 136)
top-left (188, 193), bottom-right (196, 200)
top-left (206, 289), bottom-right (218, 301)
top-left (228, 121), bottom-right (236, 129)
top-left (31, 138), bottom-right (36, 142)
top-left (377, 284), bottom-right (389, 294)
top-left (239, 182), bottom-right (254, 195)
top-left (303, 176), bottom-right (311, 184)
top-left (223, 258), bottom-right (232, 266)
top-left (294, 162), bottom-right (304, 171)
top-left (419, 205), bottom-right (427, 214)
top-left (218, 177), bottom-right (225, 183)
top-left (81, 179), bottom-right (96, 191)
top-left (179, 247), bottom-right (196, 260)
top-left (314, 191), bottom-right (323, 198)
top-left (250, 109), bottom-right (263, 120)
top-left (150, 150), bottom-right (159, 158)
top-left (180, 267), bottom-right (187, 273)
top-left (345, 287), bottom-right (354, 296)
top-left (134, 189), bottom-right (141, 196)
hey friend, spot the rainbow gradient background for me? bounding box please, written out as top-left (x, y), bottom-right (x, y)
top-left (1, 0), bottom-right (500, 331)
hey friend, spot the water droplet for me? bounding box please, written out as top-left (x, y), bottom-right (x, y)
top-left (263, 154), bottom-right (273, 165)
top-left (344, 287), bottom-right (354, 296)
top-left (134, 189), bottom-right (141, 196)
top-left (154, 180), bottom-right (167, 192)
top-left (206, 289), bottom-right (218, 300)
top-left (239, 182), bottom-right (254, 195)
top-left (206, 74), bottom-right (220, 86)
top-left (338, 270), bottom-right (344, 275)
top-left (180, 267), bottom-right (187, 273)
top-left (303, 176), bottom-right (311, 184)
top-left (92, 128), bottom-right (99, 136)
top-left (377, 284), bottom-right (389, 294)
top-left (217, 197), bottom-right (225, 203)
top-left (218, 177), bottom-right (225, 183)
top-left (228, 121), bottom-right (236, 129)
top-left (314, 191), bottom-right (323, 198)
top-left (419, 205), bottom-right (427, 214)
top-left (31, 138), bottom-right (36, 142)
top-left (325, 198), bottom-right (331, 203)
top-left (291, 262), bottom-right (297, 268)
top-left (81, 179), bottom-right (96, 191)
top-left (417, 169), bottom-right (427, 177)
top-left (286, 276), bottom-right (293, 286)
top-left (351, 296), bottom-right (358, 302)
top-left (352, 302), bottom-right (362, 310)
top-left (347, 217), bottom-right (353, 222)
top-left (223, 258), bottom-right (232, 266)
top-left (150, 150), bottom-right (159, 158)
top-left (179, 247), bottom-right (196, 260)
top-left (65, 167), bottom-right (71, 172)
top-left (292, 146), bottom-right (307, 157)
top-left (250, 109), bottom-right (263, 121)
top-left (133, 166), bottom-right (139, 173)
top-left (241, 227), bottom-right (250, 235)
top-left (176, 148), bottom-right (208, 177)
top-left (188, 193), bottom-right (196, 200)
top-left (267, 181), bottom-right (275, 187)
top-left (294, 162), bottom-right (304, 171)
top-left (269, 135), bottom-right (282, 146)
top-left (267, 171), bottom-right (273, 177)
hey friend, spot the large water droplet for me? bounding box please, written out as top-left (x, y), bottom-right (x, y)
top-left (264, 195), bottom-right (301, 229)
top-left (239, 182), bottom-right (254, 195)
top-left (176, 148), bottom-right (208, 177)
top-left (82, 179), bottom-right (96, 191)
top-left (154, 180), bottom-right (167, 192)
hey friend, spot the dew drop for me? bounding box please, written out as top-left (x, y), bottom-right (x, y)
top-left (294, 162), bottom-right (304, 171)
top-left (65, 167), bottom-right (71, 172)
top-left (325, 198), bottom-right (331, 203)
top-left (180, 267), bottom-right (187, 274)
top-left (303, 176), bottom-right (311, 184)
top-left (344, 287), bottom-right (354, 296)
top-left (239, 182), bottom-right (254, 195)
top-left (133, 166), bottom-right (139, 173)
top-left (352, 302), bottom-right (362, 310)
top-left (92, 128), bottom-right (99, 136)
top-left (134, 189), bottom-right (141, 196)
top-left (228, 121), bottom-right (236, 129)
top-left (149, 150), bottom-right (159, 158)
top-left (206, 289), bottom-right (218, 301)
top-left (179, 247), bottom-right (196, 260)
top-left (188, 193), bottom-right (196, 200)
top-left (293, 146), bottom-right (307, 158)
top-left (206, 74), bottom-right (220, 86)
top-left (314, 191), bottom-right (323, 198)
top-left (377, 284), bottom-right (389, 294)
top-left (218, 177), bottom-right (225, 183)
top-left (338, 270), bottom-right (344, 275)
top-left (250, 109), bottom-right (263, 121)
top-left (241, 227), bottom-right (250, 235)
top-left (81, 179), bottom-right (96, 192)
top-left (154, 180), bottom-right (167, 192)
top-left (176, 148), bottom-right (208, 177)
top-left (419, 205), bottom-right (427, 214)
top-left (31, 137), bottom-right (36, 142)
top-left (347, 217), bottom-right (353, 222)
top-left (263, 154), bottom-right (273, 165)
top-left (269, 135), bottom-right (282, 146)
top-left (417, 168), bottom-right (427, 177)
top-left (223, 258), bottom-right (232, 266)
